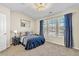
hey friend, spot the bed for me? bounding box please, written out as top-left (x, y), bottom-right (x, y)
top-left (20, 33), bottom-right (45, 50)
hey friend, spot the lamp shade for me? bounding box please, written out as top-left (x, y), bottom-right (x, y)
top-left (14, 30), bottom-right (17, 34)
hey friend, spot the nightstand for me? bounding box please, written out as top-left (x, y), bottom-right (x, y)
top-left (12, 36), bottom-right (20, 46)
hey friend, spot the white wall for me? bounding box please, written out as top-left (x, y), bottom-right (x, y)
top-left (11, 11), bottom-right (34, 32)
top-left (10, 11), bottom-right (34, 36)
top-left (0, 5), bottom-right (10, 47)
top-left (72, 11), bottom-right (79, 49)
top-left (33, 20), bottom-right (40, 34)
top-left (34, 8), bottom-right (79, 50)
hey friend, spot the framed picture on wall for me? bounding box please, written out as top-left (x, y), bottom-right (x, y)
top-left (20, 19), bottom-right (30, 28)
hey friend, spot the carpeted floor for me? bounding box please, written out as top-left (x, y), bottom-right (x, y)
top-left (0, 42), bottom-right (79, 56)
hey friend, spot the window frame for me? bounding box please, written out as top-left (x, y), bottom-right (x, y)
top-left (43, 16), bottom-right (65, 38)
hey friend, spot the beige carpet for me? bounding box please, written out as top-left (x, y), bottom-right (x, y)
top-left (0, 42), bottom-right (79, 56)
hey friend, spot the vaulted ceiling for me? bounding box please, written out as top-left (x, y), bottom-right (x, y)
top-left (0, 3), bottom-right (79, 19)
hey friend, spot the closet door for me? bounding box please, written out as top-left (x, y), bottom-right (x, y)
top-left (0, 13), bottom-right (7, 51)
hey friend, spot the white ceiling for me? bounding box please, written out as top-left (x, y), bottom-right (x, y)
top-left (0, 3), bottom-right (79, 19)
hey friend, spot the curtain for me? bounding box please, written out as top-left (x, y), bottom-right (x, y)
top-left (64, 13), bottom-right (73, 48)
top-left (40, 20), bottom-right (44, 36)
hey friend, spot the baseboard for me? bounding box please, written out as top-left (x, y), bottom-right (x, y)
top-left (46, 40), bottom-right (64, 46)
top-left (46, 40), bottom-right (79, 51)
top-left (46, 40), bottom-right (65, 47)
top-left (73, 47), bottom-right (79, 50)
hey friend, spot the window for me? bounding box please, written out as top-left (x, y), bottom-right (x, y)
top-left (43, 16), bottom-right (65, 38)
top-left (58, 16), bottom-right (65, 36)
top-left (48, 19), bottom-right (57, 37)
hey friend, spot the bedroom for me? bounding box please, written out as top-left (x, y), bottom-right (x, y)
top-left (0, 3), bottom-right (79, 56)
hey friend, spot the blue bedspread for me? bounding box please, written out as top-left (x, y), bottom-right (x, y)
top-left (25, 36), bottom-right (45, 50)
